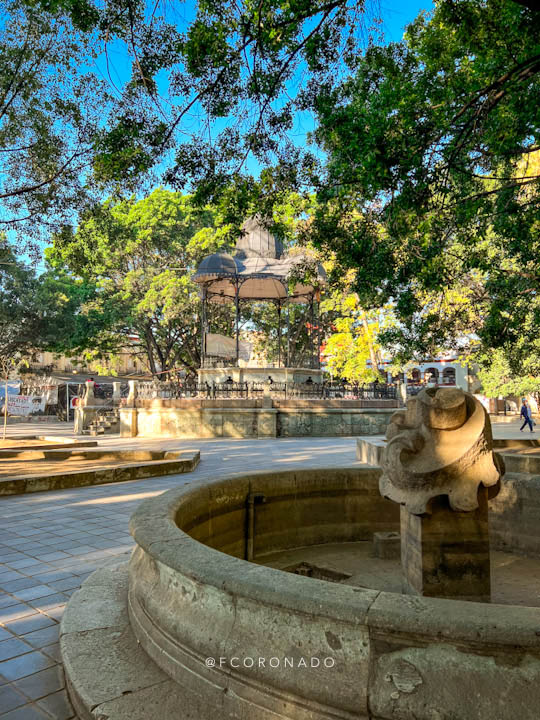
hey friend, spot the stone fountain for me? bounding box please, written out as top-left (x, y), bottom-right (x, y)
top-left (60, 388), bottom-right (540, 720)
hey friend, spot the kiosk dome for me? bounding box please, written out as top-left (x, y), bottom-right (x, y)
top-left (193, 217), bottom-right (326, 303)
top-left (193, 216), bottom-right (326, 372)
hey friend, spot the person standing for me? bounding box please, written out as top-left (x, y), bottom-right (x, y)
top-left (520, 398), bottom-right (534, 433)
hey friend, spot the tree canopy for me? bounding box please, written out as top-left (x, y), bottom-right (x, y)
top-left (1, 0), bottom-right (375, 248)
top-left (319, 268), bottom-right (395, 382)
top-left (0, 0), bottom-right (110, 246)
top-left (476, 347), bottom-right (540, 401)
top-left (0, 238), bottom-right (69, 371)
top-left (45, 188), bottom-right (234, 376)
top-left (6, 0), bottom-right (540, 391)
top-left (309, 0), bottom-right (540, 371)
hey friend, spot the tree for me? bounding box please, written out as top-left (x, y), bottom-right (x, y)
top-left (476, 347), bottom-right (540, 404)
top-left (84, 0), bottom-right (369, 201)
top-left (0, 240), bottom-right (50, 363)
top-left (6, 0), bottom-right (538, 249)
top-left (319, 269), bottom-right (395, 382)
top-left (0, 238), bottom-right (64, 436)
top-left (0, 0), bottom-right (111, 246)
top-left (46, 188), bottom-right (237, 376)
top-left (309, 0), bottom-right (540, 369)
top-left (0, 0), bottom-right (380, 247)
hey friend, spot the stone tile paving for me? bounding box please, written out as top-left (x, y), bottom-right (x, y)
top-left (0, 427), bottom-right (362, 718)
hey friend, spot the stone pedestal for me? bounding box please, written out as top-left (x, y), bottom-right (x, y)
top-left (372, 531), bottom-right (401, 559)
top-left (400, 487), bottom-right (490, 602)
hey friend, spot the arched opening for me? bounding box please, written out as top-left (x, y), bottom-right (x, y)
top-left (410, 368), bottom-right (421, 383)
top-left (424, 367), bottom-right (439, 384)
top-left (442, 367), bottom-right (456, 386)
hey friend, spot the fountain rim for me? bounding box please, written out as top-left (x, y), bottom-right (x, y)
top-left (128, 466), bottom-right (540, 650)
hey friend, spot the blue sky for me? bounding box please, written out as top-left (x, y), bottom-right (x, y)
top-left (381, 0), bottom-right (433, 41)
top-left (92, 0), bottom-right (434, 151)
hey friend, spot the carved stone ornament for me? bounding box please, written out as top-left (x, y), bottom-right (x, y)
top-left (380, 387), bottom-right (504, 515)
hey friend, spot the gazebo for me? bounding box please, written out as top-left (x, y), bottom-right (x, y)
top-left (193, 217), bottom-right (326, 384)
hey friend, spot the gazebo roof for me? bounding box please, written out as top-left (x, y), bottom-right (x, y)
top-left (235, 216), bottom-right (284, 259)
top-left (193, 252), bottom-right (237, 282)
top-left (193, 218), bottom-right (326, 303)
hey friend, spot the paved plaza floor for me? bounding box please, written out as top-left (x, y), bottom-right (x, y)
top-left (0, 424), bottom-right (367, 719)
top-left (0, 417), bottom-right (533, 718)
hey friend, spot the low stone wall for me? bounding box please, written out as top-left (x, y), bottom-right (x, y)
top-left (357, 436), bottom-right (540, 467)
top-left (124, 467), bottom-right (540, 720)
top-left (490, 472), bottom-right (540, 556)
top-left (119, 401), bottom-right (396, 438)
top-left (0, 450), bottom-right (200, 496)
top-left (356, 436), bottom-right (386, 465)
top-left (5, 415), bottom-right (61, 424)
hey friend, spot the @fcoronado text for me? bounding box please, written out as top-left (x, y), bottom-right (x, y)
top-left (205, 656), bottom-right (335, 669)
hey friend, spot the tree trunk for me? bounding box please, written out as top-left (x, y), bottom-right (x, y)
top-left (361, 312), bottom-right (385, 381)
top-left (2, 376), bottom-right (7, 441)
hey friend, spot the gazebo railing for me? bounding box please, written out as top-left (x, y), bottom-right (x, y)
top-left (201, 355), bottom-right (240, 368)
top-left (250, 381), bottom-right (287, 398)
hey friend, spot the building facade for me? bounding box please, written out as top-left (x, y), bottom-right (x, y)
top-left (370, 357), bottom-right (477, 394)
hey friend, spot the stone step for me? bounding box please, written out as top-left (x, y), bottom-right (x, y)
top-left (85, 410), bottom-right (120, 435)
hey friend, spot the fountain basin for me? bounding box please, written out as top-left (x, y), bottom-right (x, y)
top-left (114, 467), bottom-right (540, 720)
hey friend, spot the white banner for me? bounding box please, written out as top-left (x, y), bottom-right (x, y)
top-left (5, 395), bottom-right (46, 416)
top-left (22, 384), bottom-right (58, 404)
top-left (205, 333), bottom-right (252, 362)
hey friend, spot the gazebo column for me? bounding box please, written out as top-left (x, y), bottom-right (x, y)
top-left (286, 295), bottom-right (291, 367)
top-left (235, 281), bottom-right (240, 364)
top-left (277, 300), bottom-right (282, 368)
top-left (200, 287), bottom-right (207, 367)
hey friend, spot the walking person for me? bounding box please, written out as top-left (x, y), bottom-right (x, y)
top-left (520, 398), bottom-right (534, 433)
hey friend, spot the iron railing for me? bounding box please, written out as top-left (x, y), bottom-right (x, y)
top-left (133, 380), bottom-right (397, 401)
top-left (201, 355), bottom-right (239, 368)
top-left (136, 380), bottom-right (210, 399)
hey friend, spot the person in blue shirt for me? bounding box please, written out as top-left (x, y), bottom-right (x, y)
top-left (520, 398), bottom-right (534, 432)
